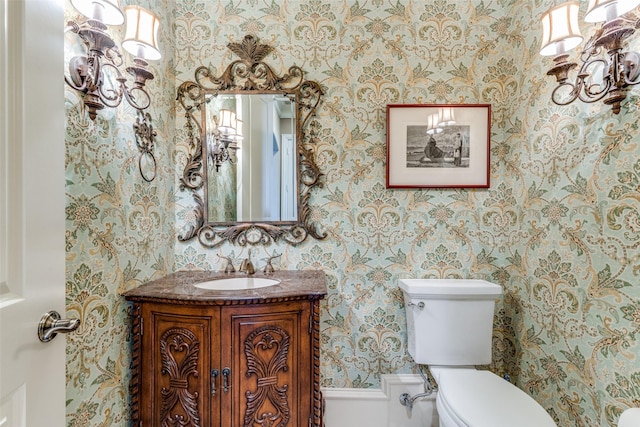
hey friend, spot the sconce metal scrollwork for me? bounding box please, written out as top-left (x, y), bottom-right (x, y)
top-left (176, 35), bottom-right (326, 247)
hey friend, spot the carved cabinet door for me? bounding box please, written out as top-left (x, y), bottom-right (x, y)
top-left (220, 301), bottom-right (313, 427)
top-left (139, 303), bottom-right (220, 427)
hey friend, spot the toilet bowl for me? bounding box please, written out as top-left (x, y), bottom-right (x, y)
top-left (399, 279), bottom-right (557, 427)
top-left (431, 367), bottom-right (555, 427)
top-left (619, 408), bottom-right (640, 427)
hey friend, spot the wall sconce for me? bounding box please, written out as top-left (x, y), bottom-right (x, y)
top-left (65, 0), bottom-right (161, 120)
top-left (540, 0), bottom-right (640, 114)
top-left (65, 0), bottom-right (162, 181)
top-left (208, 109), bottom-right (243, 172)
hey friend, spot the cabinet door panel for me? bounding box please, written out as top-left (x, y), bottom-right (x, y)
top-left (143, 304), bottom-right (220, 427)
top-left (222, 302), bottom-right (312, 427)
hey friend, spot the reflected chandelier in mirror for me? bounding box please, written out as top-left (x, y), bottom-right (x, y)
top-left (176, 35), bottom-right (326, 247)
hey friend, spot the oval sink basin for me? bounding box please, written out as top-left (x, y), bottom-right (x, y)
top-left (194, 277), bottom-right (280, 291)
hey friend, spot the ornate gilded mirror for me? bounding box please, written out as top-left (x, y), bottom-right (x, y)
top-left (176, 35), bottom-right (326, 247)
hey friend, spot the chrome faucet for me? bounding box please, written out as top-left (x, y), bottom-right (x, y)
top-left (238, 249), bottom-right (255, 275)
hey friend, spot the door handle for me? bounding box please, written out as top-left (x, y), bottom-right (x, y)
top-left (38, 310), bottom-right (80, 342)
top-left (211, 369), bottom-right (219, 395)
top-left (222, 367), bottom-right (231, 393)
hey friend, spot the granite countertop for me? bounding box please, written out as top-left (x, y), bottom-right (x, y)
top-left (122, 270), bottom-right (327, 304)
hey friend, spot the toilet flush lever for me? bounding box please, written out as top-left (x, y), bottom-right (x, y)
top-left (407, 301), bottom-right (425, 309)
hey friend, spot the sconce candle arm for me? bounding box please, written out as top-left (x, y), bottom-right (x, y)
top-left (64, 64), bottom-right (89, 93)
top-left (120, 76), bottom-right (153, 110)
top-left (96, 62), bottom-right (126, 108)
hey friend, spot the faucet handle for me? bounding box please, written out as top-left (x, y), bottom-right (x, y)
top-left (217, 255), bottom-right (235, 273)
top-left (263, 253), bottom-right (282, 274)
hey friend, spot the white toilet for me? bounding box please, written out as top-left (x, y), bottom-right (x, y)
top-left (619, 408), bottom-right (640, 427)
top-left (400, 279), bottom-right (557, 427)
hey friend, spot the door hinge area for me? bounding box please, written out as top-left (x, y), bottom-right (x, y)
top-left (140, 317), bottom-right (144, 336)
top-left (309, 314), bottom-right (313, 334)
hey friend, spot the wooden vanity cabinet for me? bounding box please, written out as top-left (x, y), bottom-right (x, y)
top-left (124, 271), bottom-right (326, 427)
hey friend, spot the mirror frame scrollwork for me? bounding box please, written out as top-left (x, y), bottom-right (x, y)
top-left (176, 35), bottom-right (326, 247)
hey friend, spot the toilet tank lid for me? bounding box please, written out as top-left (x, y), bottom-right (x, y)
top-left (399, 279), bottom-right (502, 297)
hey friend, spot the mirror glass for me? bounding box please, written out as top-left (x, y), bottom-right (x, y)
top-left (204, 94), bottom-right (297, 223)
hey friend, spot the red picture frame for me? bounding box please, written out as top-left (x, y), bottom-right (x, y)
top-left (386, 104), bottom-right (491, 188)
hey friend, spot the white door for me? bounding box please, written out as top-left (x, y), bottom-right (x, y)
top-left (0, 0), bottom-right (67, 426)
top-left (280, 134), bottom-right (296, 221)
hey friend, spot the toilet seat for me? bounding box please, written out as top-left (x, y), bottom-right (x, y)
top-left (619, 408), bottom-right (640, 427)
top-left (436, 369), bottom-right (556, 427)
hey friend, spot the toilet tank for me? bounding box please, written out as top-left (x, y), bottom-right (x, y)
top-left (399, 279), bottom-right (502, 366)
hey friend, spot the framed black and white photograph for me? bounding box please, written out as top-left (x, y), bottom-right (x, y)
top-left (386, 104), bottom-right (491, 188)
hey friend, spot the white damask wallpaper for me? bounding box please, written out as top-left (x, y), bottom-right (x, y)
top-left (64, 1), bottom-right (640, 426)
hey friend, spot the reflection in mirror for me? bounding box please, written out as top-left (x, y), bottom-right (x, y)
top-left (204, 94), bottom-right (298, 223)
top-left (176, 35), bottom-right (325, 247)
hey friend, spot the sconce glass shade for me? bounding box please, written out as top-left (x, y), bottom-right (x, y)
top-left (218, 109), bottom-right (237, 134)
top-left (437, 107), bottom-right (456, 127)
top-left (70, 0), bottom-right (125, 25)
top-left (122, 6), bottom-right (161, 61)
top-left (540, 2), bottom-right (583, 56)
top-left (585, 0), bottom-right (640, 22)
top-left (426, 113), bottom-right (443, 135)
